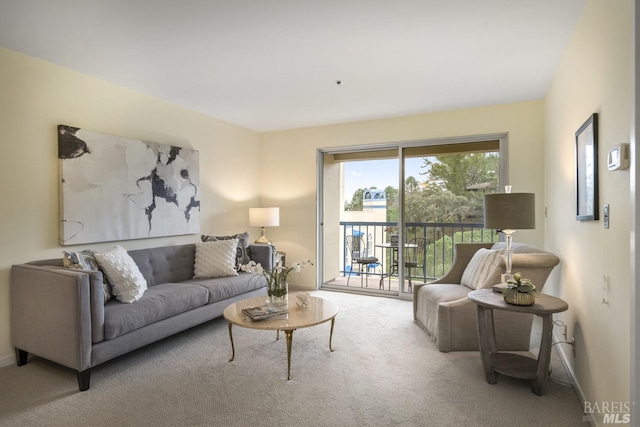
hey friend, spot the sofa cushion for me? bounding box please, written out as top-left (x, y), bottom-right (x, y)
top-left (95, 245), bottom-right (148, 303)
top-left (460, 248), bottom-right (503, 290)
top-left (194, 240), bottom-right (239, 279)
top-left (186, 272), bottom-right (267, 303)
top-left (201, 231), bottom-right (251, 269)
top-left (128, 244), bottom-right (196, 286)
top-left (103, 282), bottom-right (209, 339)
top-left (63, 249), bottom-right (112, 303)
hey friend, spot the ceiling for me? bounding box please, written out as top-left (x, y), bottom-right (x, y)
top-left (0, 0), bottom-right (586, 132)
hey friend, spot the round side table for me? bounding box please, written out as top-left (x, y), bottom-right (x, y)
top-left (468, 289), bottom-right (568, 396)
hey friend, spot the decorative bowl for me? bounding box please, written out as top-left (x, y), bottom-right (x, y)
top-left (504, 292), bottom-right (536, 306)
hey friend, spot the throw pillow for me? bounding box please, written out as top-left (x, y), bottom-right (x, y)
top-left (460, 248), bottom-right (504, 290)
top-left (201, 231), bottom-right (250, 269)
top-left (63, 249), bottom-right (112, 303)
top-left (95, 245), bottom-right (147, 303)
top-left (194, 239), bottom-right (239, 279)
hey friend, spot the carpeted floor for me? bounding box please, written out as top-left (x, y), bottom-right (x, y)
top-left (0, 290), bottom-right (585, 426)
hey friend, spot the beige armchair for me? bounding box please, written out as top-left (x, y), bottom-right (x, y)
top-left (413, 242), bottom-right (560, 352)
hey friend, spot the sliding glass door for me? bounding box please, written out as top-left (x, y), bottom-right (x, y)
top-left (320, 149), bottom-right (399, 292)
top-left (318, 135), bottom-right (507, 299)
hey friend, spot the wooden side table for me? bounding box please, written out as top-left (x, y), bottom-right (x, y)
top-left (468, 289), bottom-right (568, 396)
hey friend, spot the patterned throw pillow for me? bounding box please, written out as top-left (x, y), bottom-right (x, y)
top-left (95, 245), bottom-right (148, 303)
top-left (460, 248), bottom-right (504, 290)
top-left (63, 249), bottom-right (112, 303)
top-left (201, 231), bottom-right (250, 269)
top-left (194, 240), bottom-right (239, 279)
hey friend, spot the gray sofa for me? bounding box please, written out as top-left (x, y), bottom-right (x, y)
top-left (10, 243), bottom-right (273, 391)
top-left (413, 242), bottom-right (560, 352)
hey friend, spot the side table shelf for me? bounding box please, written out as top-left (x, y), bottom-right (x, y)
top-left (491, 353), bottom-right (538, 380)
top-left (468, 289), bottom-right (569, 396)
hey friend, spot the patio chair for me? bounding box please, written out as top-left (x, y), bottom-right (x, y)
top-left (389, 237), bottom-right (428, 292)
top-left (345, 234), bottom-right (379, 287)
top-left (403, 237), bottom-right (428, 292)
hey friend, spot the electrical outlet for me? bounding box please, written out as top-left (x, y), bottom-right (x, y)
top-left (571, 337), bottom-right (575, 357)
top-left (603, 204), bottom-right (609, 228)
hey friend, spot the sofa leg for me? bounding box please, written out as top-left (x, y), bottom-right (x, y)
top-left (15, 348), bottom-right (28, 366)
top-left (77, 369), bottom-right (91, 391)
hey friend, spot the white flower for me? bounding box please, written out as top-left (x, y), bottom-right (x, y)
top-left (240, 260), bottom-right (264, 274)
top-left (291, 259), bottom-right (312, 273)
top-left (239, 258), bottom-right (313, 286)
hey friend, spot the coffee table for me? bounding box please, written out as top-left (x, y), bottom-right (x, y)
top-left (223, 295), bottom-right (338, 380)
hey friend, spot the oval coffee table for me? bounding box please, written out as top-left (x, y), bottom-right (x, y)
top-left (223, 295), bottom-right (338, 380)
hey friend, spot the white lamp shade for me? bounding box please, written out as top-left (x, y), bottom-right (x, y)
top-left (249, 207), bottom-right (280, 227)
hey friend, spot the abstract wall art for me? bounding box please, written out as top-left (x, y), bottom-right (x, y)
top-left (58, 125), bottom-right (200, 245)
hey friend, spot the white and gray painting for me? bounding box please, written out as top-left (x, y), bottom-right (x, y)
top-left (58, 125), bottom-right (200, 245)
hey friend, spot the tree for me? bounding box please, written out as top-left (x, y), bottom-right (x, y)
top-left (422, 153), bottom-right (498, 195)
top-left (344, 188), bottom-right (365, 211)
top-left (404, 187), bottom-right (471, 223)
top-left (384, 185), bottom-right (398, 222)
top-left (405, 176), bottom-right (420, 193)
top-left (421, 152), bottom-right (498, 220)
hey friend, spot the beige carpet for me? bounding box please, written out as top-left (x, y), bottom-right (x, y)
top-left (0, 290), bottom-right (585, 426)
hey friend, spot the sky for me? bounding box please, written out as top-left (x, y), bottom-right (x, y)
top-left (343, 157), bottom-right (426, 201)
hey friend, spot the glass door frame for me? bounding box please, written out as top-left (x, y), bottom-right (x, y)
top-left (316, 132), bottom-right (509, 300)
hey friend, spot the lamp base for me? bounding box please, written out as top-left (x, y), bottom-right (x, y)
top-left (254, 236), bottom-right (272, 245)
top-left (254, 227), bottom-right (272, 245)
top-left (501, 273), bottom-right (514, 283)
top-left (503, 230), bottom-right (514, 281)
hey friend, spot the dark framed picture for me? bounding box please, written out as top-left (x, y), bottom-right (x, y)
top-left (575, 113), bottom-right (599, 221)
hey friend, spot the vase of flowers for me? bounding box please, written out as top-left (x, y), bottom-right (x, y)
top-left (503, 272), bottom-right (538, 306)
top-left (241, 258), bottom-right (313, 307)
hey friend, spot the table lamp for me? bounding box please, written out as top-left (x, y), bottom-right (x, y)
top-left (483, 187), bottom-right (535, 281)
top-left (249, 207), bottom-right (280, 244)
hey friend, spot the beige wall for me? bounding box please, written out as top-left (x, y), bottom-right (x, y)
top-left (544, 0), bottom-right (632, 418)
top-left (0, 47), bottom-right (262, 364)
top-left (260, 100), bottom-right (546, 287)
top-left (0, 1), bottom-right (633, 414)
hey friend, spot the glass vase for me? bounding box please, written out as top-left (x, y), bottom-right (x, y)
top-left (267, 282), bottom-right (288, 307)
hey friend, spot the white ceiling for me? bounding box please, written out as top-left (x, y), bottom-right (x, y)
top-left (0, 0), bottom-right (586, 132)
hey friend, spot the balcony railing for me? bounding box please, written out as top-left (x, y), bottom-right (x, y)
top-left (340, 221), bottom-right (498, 285)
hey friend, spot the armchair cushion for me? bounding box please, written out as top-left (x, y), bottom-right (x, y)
top-left (459, 248), bottom-right (503, 290)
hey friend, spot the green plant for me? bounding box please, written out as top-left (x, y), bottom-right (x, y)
top-left (503, 272), bottom-right (538, 297)
top-left (241, 259), bottom-right (312, 298)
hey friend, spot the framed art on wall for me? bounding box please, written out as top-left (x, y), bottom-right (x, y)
top-left (58, 125), bottom-right (201, 245)
top-left (575, 113), bottom-right (599, 221)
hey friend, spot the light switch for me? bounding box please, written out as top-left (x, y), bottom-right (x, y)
top-left (603, 204), bottom-right (609, 228)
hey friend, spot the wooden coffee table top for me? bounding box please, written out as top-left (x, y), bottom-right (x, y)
top-left (223, 295), bottom-right (339, 331)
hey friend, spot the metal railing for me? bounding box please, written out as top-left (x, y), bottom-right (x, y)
top-left (341, 221), bottom-right (498, 283)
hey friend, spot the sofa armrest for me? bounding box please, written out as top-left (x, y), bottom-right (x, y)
top-left (247, 244), bottom-right (275, 270)
top-left (10, 264), bottom-right (97, 371)
top-left (430, 243), bottom-right (494, 285)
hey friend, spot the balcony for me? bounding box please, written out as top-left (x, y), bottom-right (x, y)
top-left (323, 221), bottom-right (498, 293)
